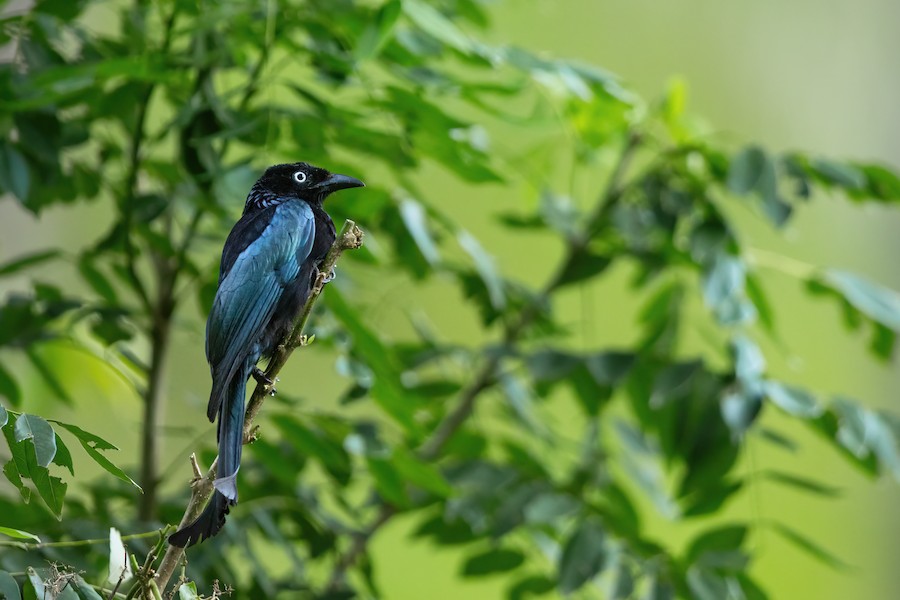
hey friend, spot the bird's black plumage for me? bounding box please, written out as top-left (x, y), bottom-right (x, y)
top-left (169, 162), bottom-right (363, 548)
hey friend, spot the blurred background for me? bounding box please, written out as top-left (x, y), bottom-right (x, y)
top-left (1, 0), bottom-right (899, 598)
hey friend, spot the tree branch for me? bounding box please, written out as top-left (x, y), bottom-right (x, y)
top-left (152, 220), bottom-right (364, 593)
top-left (325, 131), bottom-right (643, 590)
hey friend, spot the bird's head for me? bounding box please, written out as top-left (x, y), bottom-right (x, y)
top-left (248, 162), bottom-right (364, 210)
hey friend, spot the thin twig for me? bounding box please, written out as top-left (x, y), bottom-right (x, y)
top-left (325, 132), bottom-right (643, 590)
top-left (152, 220), bottom-right (364, 593)
top-left (0, 529), bottom-right (163, 550)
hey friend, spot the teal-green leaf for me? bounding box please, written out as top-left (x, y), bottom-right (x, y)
top-left (727, 146), bottom-right (767, 195)
top-left (812, 159), bottom-right (866, 190)
top-left (686, 567), bottom-right (730, 600)
top-left (557, 520), bottom-right (606, 593)
top-left (14, 414), bottom-right (57, 467)
top-left (403, 0), bottom-right (476, 55)
top-left (0, 365), bottom-right (20, 407)
top-left (0, 250), bottom-right (60, 277)
top-left (702, 255), bottom-right (745, 313)
top-left (0, 143), bottom-right (30, 202)
top-left (71, 577), bottom-right (104, 600)
top-left (457, 230), bottom-right (505, 310)
top-left (26, 568), bottom-right (45, 600)
top-left (0, 571), bottom-right (19, 600)
top-left (721, 390), bottom-right (762, 437)
top-left (822, 269), bottom-right (900, 331)
top-left (0, 526), bottom-right (40, 542)
top-left (764, 381), bottom-right (822, 418)
top-left (460, 548), bottom-right (525, 577)
top-left (399, 199), bottom-right (440, 265)
top-left (0, 403), bottom-right (6, 428)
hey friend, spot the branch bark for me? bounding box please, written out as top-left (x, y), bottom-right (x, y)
top-left (325, 131), bottom-right (642, 590)
top-left (152, 220), bottom-right (364, 593)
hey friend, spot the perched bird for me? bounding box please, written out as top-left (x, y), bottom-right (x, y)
top-left (168, 163), bottom-right (364, 548)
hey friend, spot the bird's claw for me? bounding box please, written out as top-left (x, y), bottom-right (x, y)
top-left (252, 367), bottom-right (274, 391)
top-left (323, 267), bottom-right (336, 284)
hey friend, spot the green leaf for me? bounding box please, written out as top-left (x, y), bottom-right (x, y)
top-left (771, 522), bottom-right (848, 569)
top-left (811, 159), bottom-right (866, 190)
top-left (71, 577), bottom-right (104, 600)
top-left (685, 524), bottom-right (747, 565)
top-left (0, 365), bottom-right (20, 407)
top-left (727, 146), bottom-right (767, 195)
top-left (507, 575), bottom-right (555, 600)
top-left (392, 449), bottom-right (452, 497)
top-left (78, 257), bottom-right (118, 304)
top-left (367, 457), bottom-right (408, 506)
top-left (14, 414), bottom-right (57, 468)
top-left (524, 492), bottom-right (579, 525)
top-left (721, 390), bottom-right (762, 437)
top-left (686, 567), bottom-right (730, 600)
top-left (764, 382), bottom-right (822, 418)
top-left (457, 230), bottom-right (505, 309)
top-left (0, 571), bottom-right (19, 600)
top-left (0, 526), bottom-right (40, 542)
top-left (177, 582), bottom-right (199, 600)
top-left (461, 548), bottom-right (525, 577)
top-left (0, 143), bottom-right (30, 202)
top-left (398, 199), bottom-right (440, 265)
top-left (821, 269), bottom-right (900, 331)
top-left (557, 520), bottom-right (606, 593)
top-left (107, 527), bottom-right (132, 586)
top-left (763, 470), bottom-right (841, 497)
top-left (0, 250), bottom-right (60, 277)
top-left (403, 0), bottom-right (477, 55)
top-left (24, 446), bottom-right (66, 518)
top-left (0, 403), bottom-right (6, 428)
top-left (52, 422), bottom-right (140, 490)
top-left (355, 0), bottom-right (402, 61)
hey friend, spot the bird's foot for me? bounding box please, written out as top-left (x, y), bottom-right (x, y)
top-left (252, 367), bottom-right (277, 395)
top-left (252, 367), bottom-right (273, 386)
top-left (323, 267), bottom-right (336, 284)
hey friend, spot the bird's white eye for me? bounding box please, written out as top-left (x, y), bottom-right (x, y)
top-left (293, 171), bottom-right (307, 184)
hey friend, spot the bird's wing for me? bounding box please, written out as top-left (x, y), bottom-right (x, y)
top-left (205, 202), bottom-right (316, 421)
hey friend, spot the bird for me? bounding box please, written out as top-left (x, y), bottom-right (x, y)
top-left (168, 162), bottom-right (364, 548)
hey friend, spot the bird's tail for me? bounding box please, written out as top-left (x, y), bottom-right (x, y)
top-left (169, 375), bottom-right (246, 548)
top-left (167, 489), bottom-right (233, 548)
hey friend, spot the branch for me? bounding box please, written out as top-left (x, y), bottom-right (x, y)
top-left (153, 220), bottom-right (364, 593)
top-left (325, 131), bottom-right (643, 590)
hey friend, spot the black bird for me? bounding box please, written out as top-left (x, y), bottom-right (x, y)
top-left (169, 163), bottom-right (364, 548)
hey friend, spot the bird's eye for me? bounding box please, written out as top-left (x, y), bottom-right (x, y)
top-left (293, 171), bottom-right (307, 184)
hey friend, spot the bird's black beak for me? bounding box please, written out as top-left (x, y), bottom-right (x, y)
top-left (314, 173), bottom-right (365, 194)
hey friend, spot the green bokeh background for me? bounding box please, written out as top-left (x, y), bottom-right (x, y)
top-left (1, 0), bottom-right (899, 597)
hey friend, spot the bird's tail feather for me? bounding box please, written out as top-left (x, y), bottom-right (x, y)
top-left (213, 374), bottom-right (245, 501)
top-left (169, 373), bottom-right (246, 548)
top-left (168, 490), bottom-right (233, 548)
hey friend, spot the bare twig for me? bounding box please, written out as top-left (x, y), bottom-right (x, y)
top-left (325, 132), bottom-right (643, 590)
top-left (152, 220), bottom-right (364, 593)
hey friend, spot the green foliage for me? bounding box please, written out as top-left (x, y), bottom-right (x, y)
top-left (1, 0), bottom-right (899, 598)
